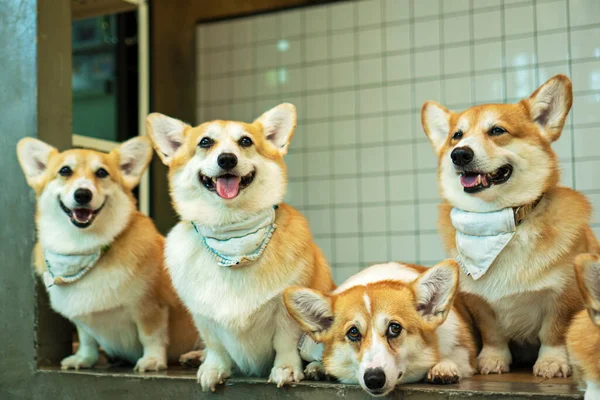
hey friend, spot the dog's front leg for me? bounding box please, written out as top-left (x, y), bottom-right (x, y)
top-left (533, 293), bottom-right (577, 378)
top-left (132, 303), bottom-right (168, 372)
top-left (195, 319), bottom-right (233, 392)
top-left (268, 306), bottom-right (305, 387)
top-left (463, 294), bottom-right (511, 374)
top-left (61, 322), bottom-right (99, 370)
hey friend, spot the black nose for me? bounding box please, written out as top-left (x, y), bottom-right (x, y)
top-left (364, 368), bottom-right (386, 391)
top-left (74, 188), bottom-right (93, 205)
top-left (451, 146), bottom-right (475, 166)
top-left (217, 153), bottom-right (238, 171)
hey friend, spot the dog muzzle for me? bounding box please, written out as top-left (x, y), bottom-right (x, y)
top-left (43, 246), bottom-right (107, 288)
top-left (450, 207), bottom-right (516, 280)
top-left (192, 206), bottom-right (277, 267)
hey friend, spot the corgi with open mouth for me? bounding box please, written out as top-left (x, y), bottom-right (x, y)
top-left (421, 75), bottom-right (599, 377)
top-left (17, 136), bottom-right (200, 372)
top-left (146, 103), bottom-right (335, 391)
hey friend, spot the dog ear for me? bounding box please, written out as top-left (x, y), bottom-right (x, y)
top-left (526, 74), bottom-right (572, 143)
top-left (146, 113), bottom-right (190, 166)
top-left (412, 259), bottom-right (459, 325)
top-left (574, 254), bottom-right (600, 327)
top-left (17, 138), bottom-right (58, 188)
top-left (254, 103), bottom-right (296, 156)
top-left (283, 287), bottom-right (333, 339)
top-left (112, 136), bottom-right (153, 189)
top-left (421, 101), bottom-right (452, 154)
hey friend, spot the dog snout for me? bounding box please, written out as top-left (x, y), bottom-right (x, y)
top-left (217, 153), bottom-right (238, 171)
top-left (451, 146), bottom-right (474, 166)
top-left (74, 188), bottom-right (93, 205)
top-left (364, 368), bottom-right (386, 391)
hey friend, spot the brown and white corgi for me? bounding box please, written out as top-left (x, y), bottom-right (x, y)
top-left (146, 103), bottom-right (335, 391)
top-left (283, 260), bottom-right (476, 396)
top-left (567, 254), bottom-right (600, 399)
top-left (17, 137), bottom-right (200, 371)
top-left (421, 74), bottom-right (599, 377)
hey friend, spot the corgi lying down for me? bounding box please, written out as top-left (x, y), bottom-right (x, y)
top-left (421, 74), bottom-right (599, 377)
top-left (284, 260), bottom-right (476, 396)
top-left (17, 136), bottom-right (200, 371)
top-left (567, 254), bottom-right (600, 400)
top-left (146, 103), bottom-right (335, 391)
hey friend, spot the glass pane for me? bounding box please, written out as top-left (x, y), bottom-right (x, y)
top-left (72, 15), bottom-right (118, 142)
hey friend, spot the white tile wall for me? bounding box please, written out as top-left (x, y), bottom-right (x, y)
top-left (196, 0), bottom-right (600, 284)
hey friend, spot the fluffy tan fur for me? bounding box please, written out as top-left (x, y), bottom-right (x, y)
top-left (421, 75), bottom-right (599, 378)
top-left (567, 254), bottom-right (600, 398)
top-left (18, 137), bottom-right (199, 371)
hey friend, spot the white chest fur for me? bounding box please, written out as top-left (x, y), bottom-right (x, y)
top-left (165, 223), bottom-right (306, 375)
top-left (165, 223), bottom-right (305, 329)
top-left (46, 258), bottom-right (147, 319)
top-left (45, 256), bottom-right (147, 362)
top-left (457, 223), bottom-right (574, 342)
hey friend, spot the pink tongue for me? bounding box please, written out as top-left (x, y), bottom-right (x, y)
top-left (74, 208), bottom-right (92, 221)
top-left (460, 174), bottom-right (488, 188)
top-left (216, 176), bottom-right (240, 199)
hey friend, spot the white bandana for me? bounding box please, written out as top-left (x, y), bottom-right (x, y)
top-left (43, 247), bottom-right (106, 288)
top-left (450, 207), bottom-right (517, 280)
top-left (192, 206), bottom-right (277, 267)
top-left (298, 333), bottom-right (324, 362)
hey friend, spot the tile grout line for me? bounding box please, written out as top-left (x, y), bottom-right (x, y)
top-left (325, 4), bottom-right (338, 280)
top-left (408, 0), bottom-right (421, 264)
top-left (380, 0), bottom-right (393, 262)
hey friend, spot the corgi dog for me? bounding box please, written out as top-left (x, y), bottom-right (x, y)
top-left (146, 103), bottom-right (335, 391)
top-left (567, 254), bottom-right (600, 400)
top-left (283, 260), bottom-right (476, 397)
top-left (17, 136), bottom-right (200, 371)
top-left (421, 74), bottom-right (599, 378)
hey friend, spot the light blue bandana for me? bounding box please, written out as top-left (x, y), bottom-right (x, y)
top-left (43, 245), bottom-right (109, 288)
top-left (192, 206), bottom-right (278, 267)
top-left (298, 333), bottom-right (324, 362)
top-left (450, 207), bottom-right (516, 280)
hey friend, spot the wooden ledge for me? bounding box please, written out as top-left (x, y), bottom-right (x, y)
top-left (38, 367), bottom-right (583, 399)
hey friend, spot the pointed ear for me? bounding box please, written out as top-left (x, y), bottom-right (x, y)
top-left (526, 74), bottom-right (572, 143)
top-left (412, 259), bottom-right (459, 325)
top-left (16, 138), bottom-right (58, 187)
top-left (283, 287), bottom-right (333, 338)
top-left (574, 253), bottom-right (600, 326)
top-left (146, 113), bottom-right (190, 166)
top-left (421, 101), bottom-right (452, 154)
top-left (254, 103), bottom-right (296, 156)
top-left (111, 136), bottom-right (153, 189)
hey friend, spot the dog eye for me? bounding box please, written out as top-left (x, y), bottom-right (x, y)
top-left (346, 326), bottom-right (362, 342)
top-left (387, 322), bottom-right (402, 338)
top-left (452, 131), bottom-right (463, 140)
top-left (490, 126), bottom-right (507, 136)
top-left (199, 137), bottom-right (214, 149)
top-left (95, 168), bottom-right (109, 179)
top-left (239, 136), bottom-right (253, 148)
top-left (58, 166), bottom-right (72, 177)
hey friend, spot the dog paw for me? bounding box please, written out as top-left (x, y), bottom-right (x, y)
top-left (268, 365), bottom-right (305, 387)
top-left (427, 360), bottom-right (461, 384)
top-left (533, 357), bottom-right (571, 378)
top-left (60, 354), bottom-right (97, 370)
top-left (304, 361), bottom-right (329, 381)
top-left (134, 356), bottom-right (167, 372)
top-left (197, 363), bottom-right (231, 392)
top-left (477, 347), bottom-right (511, 375)
top-left (179, 350), bottom-right (206, 368)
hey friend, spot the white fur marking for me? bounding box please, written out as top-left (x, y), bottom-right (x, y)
top-left (334, 263), bottom-right (419, 294)
top-left (363, 293), bottom-right (371, 315)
